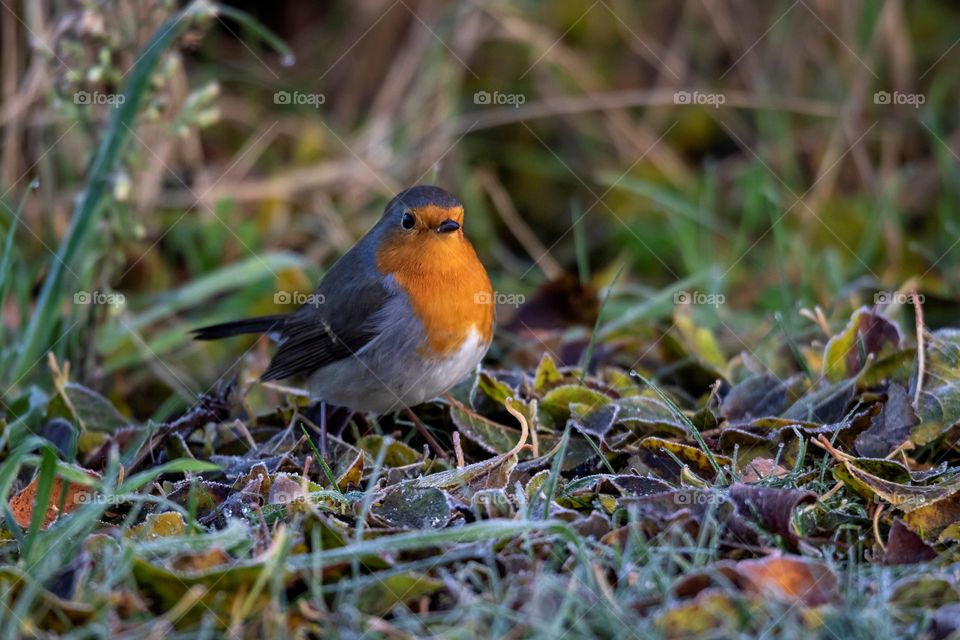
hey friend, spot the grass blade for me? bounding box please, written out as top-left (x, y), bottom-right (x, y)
top-left (12, 5), bottom-right (206, 381)
top-left (579, 263), bottom-right (624, 383)
top-left (0, 185), bottom-right (32, 351)
top-left (12, 1), bottom-right (291, 384)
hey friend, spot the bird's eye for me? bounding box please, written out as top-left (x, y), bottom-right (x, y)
top-left (400, 211), bottom-right (416, 230)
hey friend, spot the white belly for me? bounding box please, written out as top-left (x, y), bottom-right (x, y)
top-left (308, 327), bottom-right (489, 413)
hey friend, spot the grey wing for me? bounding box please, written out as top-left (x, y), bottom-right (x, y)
top-left (261, 272), bottom-right (392, 382)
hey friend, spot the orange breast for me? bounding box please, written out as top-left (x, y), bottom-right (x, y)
top-left (376, 235), bottom-right (494, 357)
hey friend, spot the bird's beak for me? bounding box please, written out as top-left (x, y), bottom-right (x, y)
top-left (436, 219), bottom-right (461, 233)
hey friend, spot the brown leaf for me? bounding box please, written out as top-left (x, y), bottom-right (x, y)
top-left (336, 450), bottom-right (364, 492)
top-left (633, 437), bottom-right (732, 481)
top-left (734, 555), bottom-right (839, 607)
top-left (884, 518), bottom-right (938, 565)
top-left (673, 555), bottom-right (839, 608)
top-left (728, 483), bottom-right (817, 545)
top-left (739, 458), bottom-right (790, 483)
top-left (657, 588), bottom-right (743, 638)
top-left (832, 456), bottom-right (960, 511)
top-left (612, 489), bottom-right (734, 542)
top-left (823, 307), bottom-right (902, 382)
top-left (8, 466), bottom-right (100, 529)
top-left (855, 383), bottom-right (918, 458)
top-left (234, 462), bottom-right (272, 500)
top-left (721, 374), bottom-right (801, 422)
top-left (903, 493), bottom-right (960, 540)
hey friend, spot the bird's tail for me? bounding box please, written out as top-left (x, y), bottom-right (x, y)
top-left (192, 315), bottom-right (284, 341)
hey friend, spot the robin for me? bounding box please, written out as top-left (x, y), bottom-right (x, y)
top-left (193, 185), bottom-right (495, 453)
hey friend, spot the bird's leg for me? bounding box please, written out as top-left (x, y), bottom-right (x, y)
top-left (403, 407), bottom-right (449, 459)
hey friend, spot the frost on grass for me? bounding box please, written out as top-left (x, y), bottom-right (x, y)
top-left (3, 305), bottom-right (960, 637)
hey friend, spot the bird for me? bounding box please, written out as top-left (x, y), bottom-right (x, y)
top-left (193, 185), bottom-right (495, 452)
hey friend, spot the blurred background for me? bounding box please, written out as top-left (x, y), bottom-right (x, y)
top-left (1, 0), bottom-right (959, 421)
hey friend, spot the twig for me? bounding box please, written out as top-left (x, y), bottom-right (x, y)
top-left (811, 434), bottom-right (854, 463)
top-left (301, 455), bottom-right (313, 494)
top-left (884, 439), bottom-right (914, 461)
top-left (404, 407), bottom-right (449, 459)
top-left (126, 381), bottom-right (235, 474)
top-left (799, 306), bottom-right (832, 336)
top-left (912, 289), bottom-right (926, 409)
top-left (503, 398), bottom-right (530, 457)
top-left (872, 503), bottom-right (886, 552)
top-left (231, 418), bottom-right (258, 450)
top-left (820, 481), bottom-right (844, 503)
top-left (453, 432), bottom-right (465, 469)
top-left (529, 420), bottom-right (540, 459)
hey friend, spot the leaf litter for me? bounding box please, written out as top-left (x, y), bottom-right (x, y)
top-left (4, 304), bottom-right (960, 637)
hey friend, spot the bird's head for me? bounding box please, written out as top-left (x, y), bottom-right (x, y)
top-left (373, 184), bottom-right (486, 279)
top-left (374, 185), bottom-right (474, 273)
top-left (382, 184), bottom-right (464, 239)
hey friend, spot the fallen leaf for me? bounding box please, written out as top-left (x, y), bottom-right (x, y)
top-left (355, 572), bottom-right (444, 616)
top-left (855, 383), bottom-right (918, 457)
top-left (633, 437), bottom-right (731, 480)
top-left (336, 450), bottom-right (364, 491)
top-left (673, 555), bottom-right (839, 609)
top-left (884, 518), bottom-right (938, 565)
top-left (727, 483), bottom-right (817, 545)
top-left (823, 307), bottom-right (902, 382)
top-left (131, 512), bottom-right (187, 540)
top-left (915, 329), bottom-right (960, 438)
top-left (357, 435), bottom-right (422, 467)
top-left (902, 493), bottom-right (960, 540)
top-left (657, 588), bottom-right (744, 638)
top-left (739, 458), bottom-right (790, 483)
top-left (721, 374), bottom-right (802, 422)
top-left (783, 378), bottom-right (857, 424)
top-left (533, 353), bottom-right (565, 392)
top-left (47, 381), bottom-right (129, 432)
top-left (8, 466), bottom-right (100, 529)
top-left (733, 555), bottom-right (839, 606)
top-left (832, 456), bottom-right (960, 510)
top-left (374, 485), bottom-right (452, 529)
